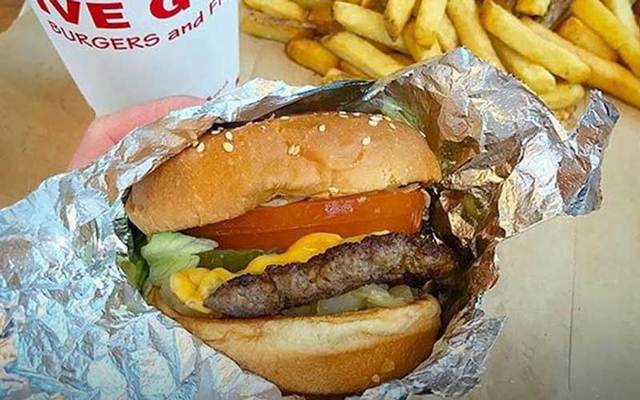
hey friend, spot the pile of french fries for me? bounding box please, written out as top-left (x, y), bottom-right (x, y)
top-left (241, 0), bottom-right (640, 113)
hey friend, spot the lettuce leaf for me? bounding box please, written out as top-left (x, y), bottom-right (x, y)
top-left (117, 255), bottom-right (148, 290)
top-left (117, 222), bottom-right (149, 291)
top-left (142, 232), bottom-right (217, 286)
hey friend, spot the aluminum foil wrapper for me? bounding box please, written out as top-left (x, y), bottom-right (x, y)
top-left (0, 49), bottom-right (617, 399)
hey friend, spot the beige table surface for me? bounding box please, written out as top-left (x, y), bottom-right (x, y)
top-left (1, 9), bottom-right (639, 400)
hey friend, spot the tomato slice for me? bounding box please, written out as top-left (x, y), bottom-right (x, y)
top-left (186, 190), bottom-right (427, 251)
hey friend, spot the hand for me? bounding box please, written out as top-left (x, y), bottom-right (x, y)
top-left (69, 96), bottom-right (205, 169)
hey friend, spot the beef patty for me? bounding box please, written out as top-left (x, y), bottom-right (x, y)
top-left (204, 232), bottom-right (458, 318)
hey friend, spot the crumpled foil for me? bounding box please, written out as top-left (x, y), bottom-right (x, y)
top-left (0, 49), bottom-right (617, 399)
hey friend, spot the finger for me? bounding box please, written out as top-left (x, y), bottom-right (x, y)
top-left (69, 96), bottom-right (205, 169)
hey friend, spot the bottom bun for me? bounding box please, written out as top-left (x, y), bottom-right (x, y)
top-left (150, 289), bottom-right (441, 395)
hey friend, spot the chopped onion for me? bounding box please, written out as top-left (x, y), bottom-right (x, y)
top-left (317, 291), bottom-right (364, 315)
top-left (281, 284), bottom-right (418, 317)
top-left (389, 285), bottom-right (414, 303)
top-left (354, 284), bottom-right (406, 308)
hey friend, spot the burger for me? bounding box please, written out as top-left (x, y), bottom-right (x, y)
top-left (123, 111), bottom-right (459, 395)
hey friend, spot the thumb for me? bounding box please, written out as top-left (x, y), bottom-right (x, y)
top-left (69, 96), bottom-right (205, 170)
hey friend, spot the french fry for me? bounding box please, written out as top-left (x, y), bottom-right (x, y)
top-left (446, 0), bottom-right (505, 70)
top-left (244, 0), bottom-right (307, 22)
top-left (362, 0), bottom-right (389, 12)
top-left (403, 20), bottom-right (443, 61)
top-left (332, 1), bottom-right (409, 52)
top-left (241, 11), bottom-right (315, 43)
top-left (492, 37), bottom-right (556, 93)
top-left (291, 0), bottom-right (332, 9)
top-left (323, 68), bottom-right (358, 82)
top-left (515, 0), bottom-right (551, 16)
top-left (340, 60), bottom-right (370, 77)
top-left (601, 0), bottom-right (640, 41)
top-left (368, 39), bottom-right (394, 53)
top-left (307, 7), bottom-right (341, 34)
top-left (436, 14), bottom-right (459, 52)
top-left (414, 0), bottom-right (447, 48)
top-left (286, 38), bottom-right (340, 75)
top-left (522, 17), bottom-right (640, 109)
top-left (412, 1), bottom-right (458, 50)
top-left (557, 17), bottom-right (618, 61)
top-left (389, 52), bottom-right (415, 65)
top-left (481, 0), bottom-right (589, 82)
top-left (572, 0), bottom-right (640, 76)
top-left (322, 31), bottom-right (405, 77)
top-left (412, 0), bottom-right (420, 16)
top-left (539, 83), bottom-right (585, 110)
top-left (384, 0), bottom-right (416, 40)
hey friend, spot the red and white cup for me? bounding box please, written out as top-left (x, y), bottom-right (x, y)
top-left (29, 0), bottom-right (239, 115)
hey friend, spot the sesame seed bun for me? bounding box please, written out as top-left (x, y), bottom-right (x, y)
top-left (125, 112), bottom-right (441, 234)
top-left (149, 289), bottom-right (441, 395)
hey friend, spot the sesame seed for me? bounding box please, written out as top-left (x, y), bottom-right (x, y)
top-left (369, 114), bottom-right (383, 122)
top-left (280, 115), bottom-right (290, 120)
top-left (287, 144), bottom-right (301, 156)
top-left (362, 136), bottom-right (371, 146)
top-left (328, 187), bottom-right (339, 194)
top-left (368, 120), bottom-right (379, 127)
top-left (419, 130), bottom-right (426, 138)
top-left (383, 115), bottom-right (391, 122)
top-left (338, 111), bottom-right (348, 118)
top-left (318, 124), bottom-right (326, 133)
top-left (371, 374), bottom-right (380, 384)
top-left (195, 142), bottom-right (205, 153)
top-left (210, 128), bottom-right (223, 135)
top-left (224, 131), bottom-right (234, 141)
top-left (191, 141), bottom-right (199, 148)
top-left (389, 122), bottom-right (397, 130)
top-left (259, 125), bottom-right (267, 131)
top-left (352, 112), bottom-right (361, 117)
top-left (222, 142), bottom-right (234, 152)
top-left (322, 112), bottom-right (330, 115)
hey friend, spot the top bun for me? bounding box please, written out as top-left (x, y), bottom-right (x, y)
top-left (126, 112), bottom-right (441, 234)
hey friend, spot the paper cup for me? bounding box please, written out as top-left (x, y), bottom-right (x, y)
top-left (29, 0), bottom-right (239, 115)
